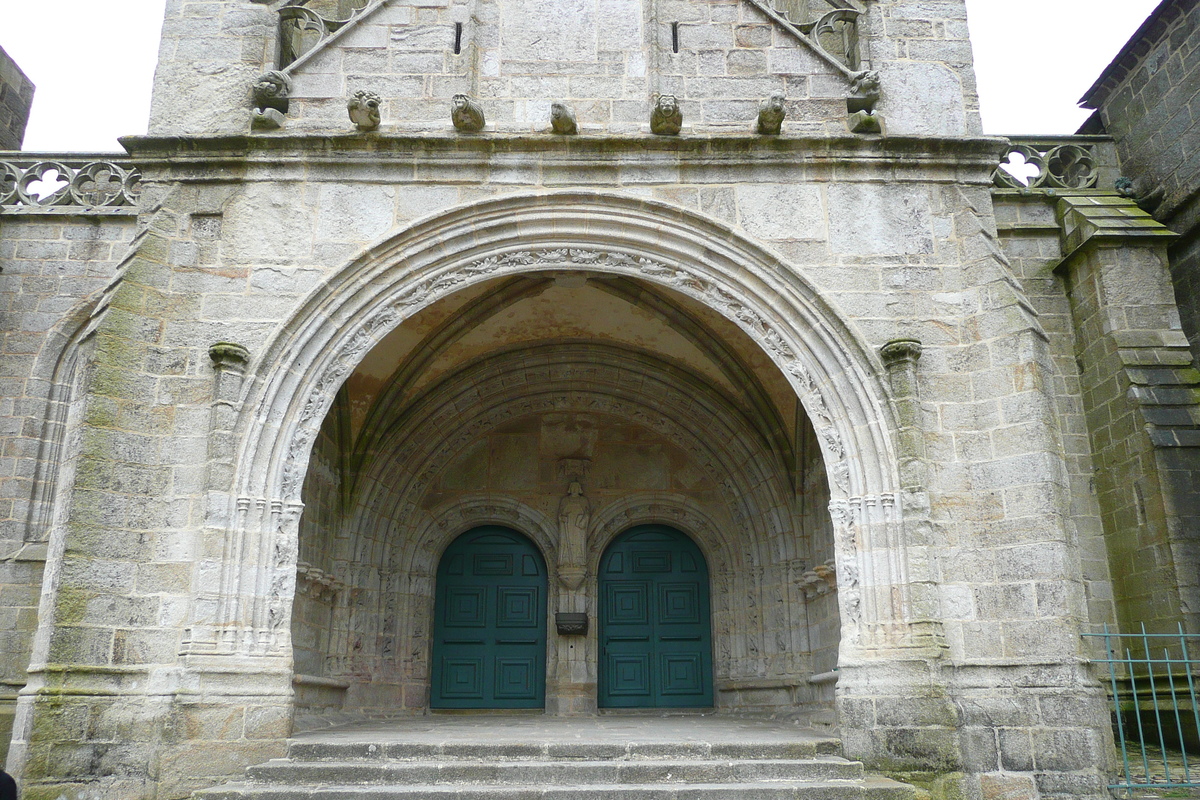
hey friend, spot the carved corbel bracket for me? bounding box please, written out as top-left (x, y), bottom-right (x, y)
top-left (880, 339), bottom-right (922, 413)
top-left (800, 560), bottom-right (837, 598)
top-left (210, 342), bottom-right (252, 409)
top-left (210, 342), bottom-right (252, 373)
top-left (879, 339), bottom-right (922, 370)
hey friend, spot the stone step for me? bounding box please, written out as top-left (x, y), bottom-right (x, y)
top-left (244, 756), bottom-right (865, 785)
top-left (198, 776), bottom-right (917, 800)
top-left (284, 739), bottom-right (843, 762)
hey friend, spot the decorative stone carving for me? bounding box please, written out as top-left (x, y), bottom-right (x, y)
top-left (251, 71), bottom-right (292, 130)
top-left (278, 0), bottom-right (371, 69)
top-left (210, 342), bottom-right (252, 406)
top-left (879, 339), bottom-right (922, 369)
top-left (550, 102), bottom-right (578, 135)
top-left (650, 95), bottom-right (683, 136)
top-left (1, 159), bottom-right (141, 209)
top-left (556, 458), bottom-right (591, 484)
top-left (209, 341), bottom-right (251, 372)
top-left (281, 247), bottom-right (854, 506)
top-left (297, 561), bottom-right (343, 602)
top-left (994, 141), bottom-right (1098, 189)
top-left (557, 480), bottom-right (590, 590)
top-left (809, 8), bottom-right (862, 71)
top-left (1116, 176), bottom-right (1165, 213)
top-left (847, 70), bottom-right (881, 134)
top-left (348, 89), bottom-right (381, 132)
top-left (757, 94), bottom-right (786, 135)
top-left (451, 94), bottom-right (486, 132)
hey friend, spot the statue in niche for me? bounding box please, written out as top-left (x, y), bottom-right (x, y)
top-left (650, 95), bottom-right (683, 136)
top-left (557, 481), bottom-right (590, 590)
top-left (451, 94), bottom-right (486, 132)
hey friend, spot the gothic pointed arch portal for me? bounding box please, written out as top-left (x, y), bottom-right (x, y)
top-left (202, 191), bottom-right (917, 720)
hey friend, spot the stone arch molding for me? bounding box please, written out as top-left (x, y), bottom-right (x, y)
top-left (201, 191), bottom-right (909, 659)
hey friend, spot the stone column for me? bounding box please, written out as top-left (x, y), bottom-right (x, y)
top-left (834, 339), bottom-right (963, 793)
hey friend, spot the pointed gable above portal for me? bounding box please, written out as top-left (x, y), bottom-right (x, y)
top-left (265, 0), bottom-right (868, 135)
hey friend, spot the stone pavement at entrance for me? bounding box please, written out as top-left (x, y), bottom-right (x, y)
top-left (196, 714), bottom-right (916, 799)
top-left (292, 713), bottom-right (839, 751)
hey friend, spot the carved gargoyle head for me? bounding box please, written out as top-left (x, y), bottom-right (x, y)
top-left (252, 71), bottom-right (292, 113)
top-left (850, 70), bottom-right (881, 100)
top-left (655, 95), bottom-right (679, 116)
top-left (348, 89), bottom-right (382, 131)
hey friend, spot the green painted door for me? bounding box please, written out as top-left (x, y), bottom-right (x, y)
top-left (598, 525), bottom-right (713, 708)
top-left (431, 526), bottom-right (547, 709)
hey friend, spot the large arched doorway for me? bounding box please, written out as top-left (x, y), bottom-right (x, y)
top-left (213, 193), bottom-right (910, 729)
top-left (431, 526), bottom-right (548, 710)
top-left (598, 525), bottom-right (713, 709)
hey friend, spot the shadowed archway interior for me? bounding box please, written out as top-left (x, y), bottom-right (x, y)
top-left (290, 271), bottom-right (841, 720)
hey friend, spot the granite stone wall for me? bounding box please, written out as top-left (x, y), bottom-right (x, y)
top-left (0, 211), bottom-right (136, 766)
top-left (0, 46), bottom-right (33, 151)
top-left (1082, 0), bottom-right (1200, 364)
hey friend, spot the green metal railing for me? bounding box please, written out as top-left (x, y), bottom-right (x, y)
top-left (1084, 625), bottom-right (1200, 796)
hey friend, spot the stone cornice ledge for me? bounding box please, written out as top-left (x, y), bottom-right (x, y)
top-left (121, 133), bottom-right (1009, 174)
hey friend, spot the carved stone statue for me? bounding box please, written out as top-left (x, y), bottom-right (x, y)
top-left (557, 481), bottom-right (590, 590)
top-left (550, 102), bottom-right (578, 135)
top-left (650, 95), bottom-right (682, 136)
top-left (251, 71), bottom-right (292, 131)
top-left (451, 94), bottom-right (486, 132)
top-left (757, 94), bottom-right (785, 135)
top-left (847, 70), bottom-right (882, 134)
top-left (348, 89), bottom-right (381, 132)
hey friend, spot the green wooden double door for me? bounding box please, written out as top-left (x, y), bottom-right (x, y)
top-left (430, 524), bottom-right (712, 710)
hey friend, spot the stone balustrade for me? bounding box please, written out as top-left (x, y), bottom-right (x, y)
top-left (0, 155), bottom-right (141, 212)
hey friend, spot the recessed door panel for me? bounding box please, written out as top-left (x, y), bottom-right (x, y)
top-left (598, 525), bottom-right (713, 708)
top-left (606, 653), bottom-right (652, 696)
top-left (431, 526), bottom-right (547, 709)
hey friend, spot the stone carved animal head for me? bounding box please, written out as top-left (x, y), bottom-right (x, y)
top-left (451, 94), bottom-right (486, 132)
top-left (253, 71), bottom-right (292, 112)
top-left (757, 93), bottom-right (786, 135)
top-left (550, 102), bottom-right (578, 135)
top-left (348, 89), bottom-right (382, 131)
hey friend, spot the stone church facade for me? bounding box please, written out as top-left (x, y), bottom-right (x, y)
top-left (0, 0), bottom-right (1196, 798)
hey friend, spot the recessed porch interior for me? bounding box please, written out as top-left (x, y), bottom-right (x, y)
top-left (289, 271), bottom-right (842, 722)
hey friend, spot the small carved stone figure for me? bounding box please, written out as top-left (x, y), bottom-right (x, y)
top-left (251, 71), bottom-right (292, 131)
top-left (451, 94), bottom-right (486, 132)
top-left (550, 102), bottom-right (578, 135)
top-left (847, 69), bottom-right (882, 134)
top-left (1115, 176), bottom-right (1165, 212)
top-left (650, 95), bottom-right (683, 135)
top-left (557, 481), bottom-right (590, 590)
top-left (757, 93), bottom-right (786, 135)
top-left (348, 89), bottom-right (381, 132)
top-left (850, 70), bottom-right (881, 103)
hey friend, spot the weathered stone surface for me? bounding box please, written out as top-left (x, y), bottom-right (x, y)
top-left (2, 1), bottom-right (1195, 799)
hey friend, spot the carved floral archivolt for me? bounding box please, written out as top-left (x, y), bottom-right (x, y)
top-left (280, 248), bottom-right (855, 509)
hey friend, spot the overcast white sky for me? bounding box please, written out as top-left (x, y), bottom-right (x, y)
top-left (0, 0), bottom-right (1162, 152)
